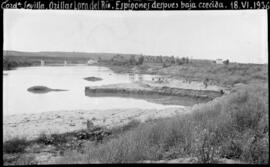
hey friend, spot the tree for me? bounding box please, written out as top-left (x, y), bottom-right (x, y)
top-left (171, 56), bottom-right (175, 64)
top-left (138, 55), bottom-right (144, 65)
top-left (129, 55), bottom-right (136, 65)
top-left (163, 62), bottom-right (167, 68)
top-left (223, 59), bottom-right (229, 65)
top-left (159, 56), bottom-right (163, 63)
top-left (182, 57), bottom-right (186, 64)
top-left (176, 58), bottom-right (183, 65)
top-left (185, 57), bottom-right (189, 64)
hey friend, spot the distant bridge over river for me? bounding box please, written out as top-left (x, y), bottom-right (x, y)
top-left (40, 59), bottom-right (97, 66)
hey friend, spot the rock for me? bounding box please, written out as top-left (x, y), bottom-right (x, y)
top-left (84, 77), bottom-right (102, 82)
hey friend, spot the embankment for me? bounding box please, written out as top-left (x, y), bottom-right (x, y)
top-left (85, 83), bottom-right (223, 106)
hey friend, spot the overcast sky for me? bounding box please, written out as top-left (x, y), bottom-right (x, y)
top-left (4, 9), bottom-right (268, 64)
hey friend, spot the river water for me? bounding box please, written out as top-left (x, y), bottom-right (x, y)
top-left (3, 65), bottom-right (180, 116)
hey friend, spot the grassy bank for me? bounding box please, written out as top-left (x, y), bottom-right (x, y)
top-left (101, 61), bottom-right (268, 88)
top-left (52, 84), bottom-right (268, 164)
top-left (3, 120), bottom-right (141, 165)
top-left (159, 63), bottom-right (268, 87)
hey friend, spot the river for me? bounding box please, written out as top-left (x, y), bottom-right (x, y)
top-left (3, 65), bottom-right (180, 116)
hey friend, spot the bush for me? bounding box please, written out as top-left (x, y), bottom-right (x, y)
top-left (3, 137), bottom-right (29, 154)
top-left (193, 129), bottom-right (220, 163)
top-left (220, 138), bottom-right (242, 159)
top-left (36, 133), bottom-right (68, 146)
top-left (239, 131), bottom-right (269, 164)
top-left (226, 87), bottom-right (267, 132)
top-left (36, 133), bottom-right (54, 145)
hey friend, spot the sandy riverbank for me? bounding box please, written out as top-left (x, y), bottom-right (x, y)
top-left (3, 107), bottom-right (190, 142)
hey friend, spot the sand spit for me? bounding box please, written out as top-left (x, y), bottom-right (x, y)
top-left (3, 107), bottom-right (190, 142)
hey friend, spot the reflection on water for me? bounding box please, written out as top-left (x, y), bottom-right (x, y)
top-left (3, 65), bottom-right (179, 115)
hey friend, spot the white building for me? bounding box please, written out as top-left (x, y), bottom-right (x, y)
top-left (215, 59), bottom-right (223, 64)
top-left (87, 59), bottom-right (98, 65)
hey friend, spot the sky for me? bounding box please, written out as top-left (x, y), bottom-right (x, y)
top-left (4, 9), bottom-right (268, 64)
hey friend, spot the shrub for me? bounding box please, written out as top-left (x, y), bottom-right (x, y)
top-left (227, 88), bottom-right (267, 132)
top-left (240, 131), bottom-right (269, 164)
top-left (3, 137), bottom-right (29, 154)
top-left (36, 133), bottom-right (68, 146)
top-left (36, 133), bottom-right (54, 145)
top-left (193, 128), bottom-right (220, 163)
top-left (50, 133), bottom-right (68, 145)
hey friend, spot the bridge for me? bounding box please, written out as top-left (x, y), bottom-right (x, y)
top-left (40, 60), bottom-right (91, 66)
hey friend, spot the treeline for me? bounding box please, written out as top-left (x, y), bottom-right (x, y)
top-left (144, 55), bottom-right (189, 65)
top-left (3, 56), bottom-right (33, 70)
top-left (102, 54), bottom-right (190, 67)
